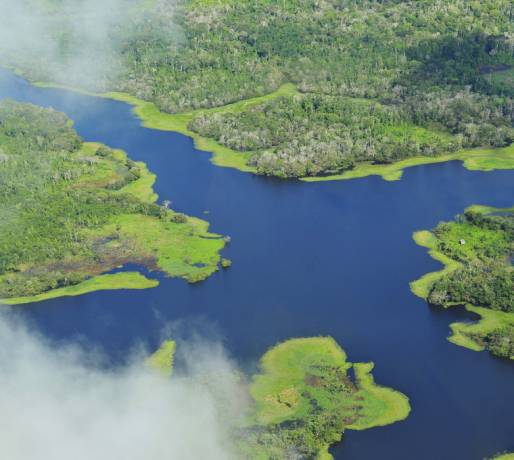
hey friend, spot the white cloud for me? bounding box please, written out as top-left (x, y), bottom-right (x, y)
top-left (0, 310), bottom-right (244, 460)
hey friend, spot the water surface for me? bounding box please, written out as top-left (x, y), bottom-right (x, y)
top-left (1, 68), bottom-right (513, 460)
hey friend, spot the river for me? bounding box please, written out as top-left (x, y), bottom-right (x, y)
top-left (1, 68), bottom-right (513, 459)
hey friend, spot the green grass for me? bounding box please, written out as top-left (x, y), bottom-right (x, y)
top-left (2, 272), bottom-right (158, 305)
top-left (250, 337), bottom-right (351, 425)
top-left (409, 231), bottom-right (462, 300)
top-left (449, 305), bottom-right (514, 358)
top-left (146, 339), bottom-right (176, 376)
top-left (246, 337), bottom-right (411, 459)
top-left (302, 144), bottom-right (514, 183)
top-left (347, 362), bottom-right (411, 430)
top-left (77, 142), bottom-right (158, 203)
top-left (98, 213), bottom-right (225, 283)
top-left (490, 454), bottom-right (514, 460)
top-left (84, 144), bottom-right (226, 283)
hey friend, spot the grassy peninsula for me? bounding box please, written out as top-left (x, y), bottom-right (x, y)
top-left (147, 339), bottom-right (176, 376)
top-left (0, 100), bottom-right (226, 304)
top-left (3, 0), bottom-right (514, 180)
top-left (238, 337), bottom-right (410, 459)
top-left (411, 206), bottom-right (514, 359)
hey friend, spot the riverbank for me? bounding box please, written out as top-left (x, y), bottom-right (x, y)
top-left (411, 205), bottom-right (513, 359)
top-left (29, 75), bottom-right (514, 183)
top-left (3, 272), bottom-right (158, 305)
top-left (33, 79), bottom-right (299, 173)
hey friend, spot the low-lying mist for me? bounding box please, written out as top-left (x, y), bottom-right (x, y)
top-left (0, 310), bottom-right (246, 460)
top-left (0, 0), bottom-right (179, 91)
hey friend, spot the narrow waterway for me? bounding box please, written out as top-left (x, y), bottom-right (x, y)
top-left (1, 68), bottom-right (513, 460)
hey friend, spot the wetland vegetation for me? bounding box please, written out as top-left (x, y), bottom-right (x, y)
top-left (411, 206), bottom-right (513, 359)
top-left (237, 337), bottom-right (410, 459)
top-left (0, 100), bottom-right (226, 304)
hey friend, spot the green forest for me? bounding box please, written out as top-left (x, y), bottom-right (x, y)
top-left (414, 207), bottom-right (513, 359)
top-left (2, 0), bottom-right (513, 177)
top-left (0, 100), bottom-right (225, 302)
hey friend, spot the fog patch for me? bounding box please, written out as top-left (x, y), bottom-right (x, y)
top-left (0, 310), bottom-right (245, 460)
top-left (0, 0), bottom-right (180, 91)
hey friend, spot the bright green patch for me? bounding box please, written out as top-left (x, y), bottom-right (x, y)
top-left (240, 337), bottom-right (410, 459)
top-left (347, 362), bottom-right (411, 430)
top-left (147, 339), bottom-right (176, 376)
top-left (449, 305), bottom-right (514, 359)
top-left (100, 213), bottom-right (225, 283)
top-left (490, 454), bottom-right (514, 460)
top-left (2, 272), bottom-right (158, 305)
top-left (303, 144), bottom-right (514, 183)
top-left (410, 231), bottom-right (461, 300)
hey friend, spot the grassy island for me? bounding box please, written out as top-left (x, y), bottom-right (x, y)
top-left (237, 337), bottom-right (410, 459)
top-left (411, 206), bottom-right (513, 359)
top-left (2, 0), bottom-right (514, 180)
top-left (147, 339), bottom-right (176, 377)
top-left (0, 100), bottom-right (226, 304)
top-left (490, 454), bottom-right (514, 460)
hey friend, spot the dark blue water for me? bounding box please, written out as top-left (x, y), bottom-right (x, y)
top-left (1, 68), bottom-right (513, 460)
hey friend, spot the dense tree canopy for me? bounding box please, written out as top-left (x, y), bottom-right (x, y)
top-left (2, 0), bottom-right (514, 177)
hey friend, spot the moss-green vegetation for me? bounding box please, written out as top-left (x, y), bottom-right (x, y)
top-left (489, 453), bottom-right (514, 460)
top-left (410, 231), bottom-right (462, 299)
top-left (238, 337), bottom-right (410, 459)
top-left (0, 100), bottom-right (226, 304)
top-left (146, 339), bottom-right (176, 376)
top-left (2, 272), bottom-right (158, 306)
top-left (303, 144), bottom-right (514, 183)
top-left (4, 0), bottom-right (514, 179)
top-left (411, 206), bottom-right (513, 359)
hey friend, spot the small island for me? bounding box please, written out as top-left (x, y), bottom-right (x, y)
top-left (411, 206), bottom-right (513, 359)
top-left (238, 337), bottom-right (410, 459)
top-left (0, 100), bottom-right (227, 305)
top-left (147, 340), bottom-right (176, 377)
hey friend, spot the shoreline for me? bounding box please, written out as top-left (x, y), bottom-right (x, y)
top-left (410, 207), bottom-right (514, 357)
top-left (19, 72), bottom-right (514, 183)
top-left (2, 272), bottom-right (159, 305)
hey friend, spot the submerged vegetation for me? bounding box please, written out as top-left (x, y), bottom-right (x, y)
top-left (411, 206), bottom-right (514, 359)
top-left (0, 100), bottom-right (226, 303)
top-left (237, 337), bottom-right (410, 459)
top-left (3, 0), bottom-right (514, 178)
